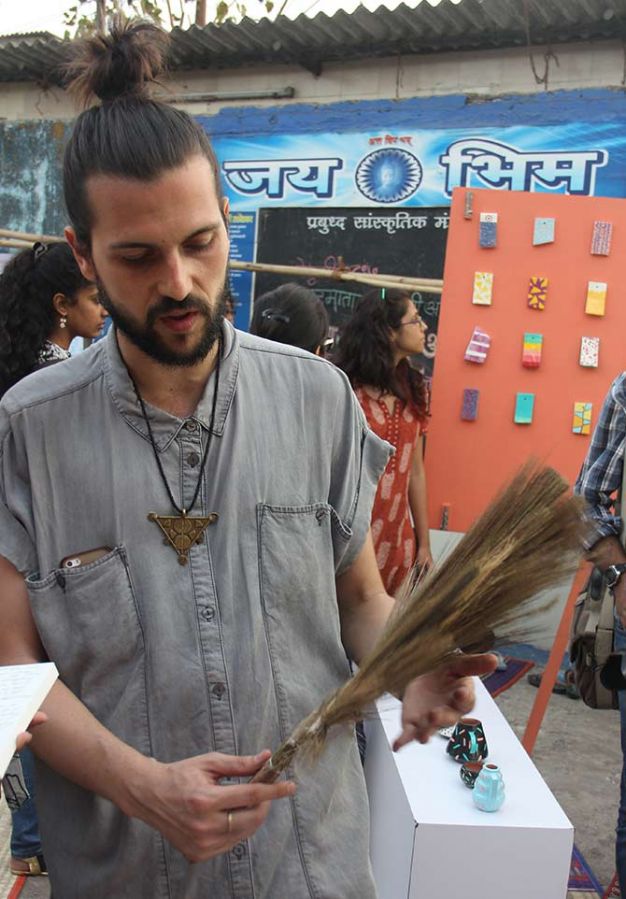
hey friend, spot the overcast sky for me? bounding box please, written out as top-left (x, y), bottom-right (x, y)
top-left (0, 0), bottom-right (451, 37)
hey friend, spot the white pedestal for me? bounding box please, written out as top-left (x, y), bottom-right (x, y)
top-left (364, 679), bottom-right (573, 899)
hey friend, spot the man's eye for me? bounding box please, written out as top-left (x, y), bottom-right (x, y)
top-left (120, 254), bottom-right (149, 264)
top-left (186, 241), bottom-right (212, 253)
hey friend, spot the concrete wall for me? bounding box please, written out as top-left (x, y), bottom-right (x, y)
top-left (0, 119), bottom-right (68, 235)
top-left (1, 39), bottom-right (625, 121)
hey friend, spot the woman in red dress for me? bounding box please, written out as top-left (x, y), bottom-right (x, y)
top-left (335, 288), bottom-right (431, 596)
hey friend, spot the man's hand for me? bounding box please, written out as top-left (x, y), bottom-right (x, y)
top-left (127, 750), bottom-right (295, 862)
top-left (415, 544), bottom-right (433, 573)
top-left (15, 711), bottom-right (48, 751)
top-left (393, 653), bottom-right (497, 751)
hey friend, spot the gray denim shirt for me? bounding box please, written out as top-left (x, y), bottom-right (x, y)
top-left (0, 323), bottom-right (390, 899)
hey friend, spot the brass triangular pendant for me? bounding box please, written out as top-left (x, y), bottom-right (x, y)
top-left (148, 511), bottom-right (218, 565)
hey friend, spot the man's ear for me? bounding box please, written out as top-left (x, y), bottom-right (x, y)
top-left (221, 197), bottom-right (230, 233)
top-left (65, 226), bottom-right (96, 282)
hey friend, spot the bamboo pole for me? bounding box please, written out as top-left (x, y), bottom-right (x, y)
top-left (0, 228), bottom-right (62, 244)
top-left (229, 260), bottom-right (443, 295)
top-left (0, 229), bottom-right (444, 295)
top-left (0, 239), bottom-right (35, 250)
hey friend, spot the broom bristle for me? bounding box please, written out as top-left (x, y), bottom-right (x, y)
top-left (253, 461), bottom-right (583, 784)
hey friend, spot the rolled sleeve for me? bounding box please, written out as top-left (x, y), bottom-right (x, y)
top-left (0, 409), bottom-right (37, 574)
top-left (328, 373), bottom-right (392, 575)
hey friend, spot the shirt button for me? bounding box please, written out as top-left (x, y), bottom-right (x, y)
top-left (232, 843), bottom-right (247, 860)
top-left (187, 451), bottom-right (200, 467)
top-left (212, 682), bottom-right (226, 699)
top-left (184, 419), bottom-right (198, 432)
top-left (201, 606), bottom-right (215, 622)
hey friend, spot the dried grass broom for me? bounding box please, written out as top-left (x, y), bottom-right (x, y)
top-left (252, 461), bottom-right (584, 784)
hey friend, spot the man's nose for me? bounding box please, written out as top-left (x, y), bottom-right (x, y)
top-left (158, 253), bottom-right (193, 302)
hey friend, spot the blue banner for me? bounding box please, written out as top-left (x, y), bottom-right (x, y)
top-left (212, 122), bottom-right (624, 212)
top-left (227, 211), bottom-right (257, 328)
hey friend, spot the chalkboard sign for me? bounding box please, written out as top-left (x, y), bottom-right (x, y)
top-left (254, 206), bottom-right (449, 378)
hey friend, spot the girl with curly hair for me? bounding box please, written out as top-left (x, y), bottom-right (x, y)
top-left (0, 241), bottom-right (107, 397)
top-left (335, 287), bottom-right (432, 595)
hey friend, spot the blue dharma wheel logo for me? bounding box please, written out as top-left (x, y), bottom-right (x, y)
top-left (355, 148), bottom-right (423, 203)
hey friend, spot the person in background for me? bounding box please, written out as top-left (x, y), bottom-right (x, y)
top-left (0, 241), bottom-right (107, 396)
top-left (574, 373), bottom-right (626, 898)
top-left (223, 285), bottom-right (236, 324)
top-left (335, 287), bottom-right (432, 596)
top-left (250, 282), bottom-right (329, 355)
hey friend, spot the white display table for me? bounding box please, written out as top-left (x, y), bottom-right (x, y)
top-left (364, 679), bottom-right (573, 899)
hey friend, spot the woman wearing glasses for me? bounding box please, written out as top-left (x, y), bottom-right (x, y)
top-left (335, 287), bottom-right (431, 596)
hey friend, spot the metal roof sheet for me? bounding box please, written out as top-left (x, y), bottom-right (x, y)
top-left (0, 0), bottom-right (625, 84)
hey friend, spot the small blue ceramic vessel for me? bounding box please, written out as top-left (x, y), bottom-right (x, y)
top-left (473, 763), bottom-right (505, 812)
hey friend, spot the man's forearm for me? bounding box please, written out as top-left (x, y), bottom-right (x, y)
top-left (28, 679), bottom-right (152, 818)
top-left (0, 552), bottom-right (152, 818)
top-left (336, 532), bottom-right (395, 663)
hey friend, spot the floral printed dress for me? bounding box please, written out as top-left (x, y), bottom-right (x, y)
top-left (355, 387), bottom-right (427, 596)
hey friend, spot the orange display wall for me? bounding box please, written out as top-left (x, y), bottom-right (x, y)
top-left (426, 187), bottom-right (626, 533)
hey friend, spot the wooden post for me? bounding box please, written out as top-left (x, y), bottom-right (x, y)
top-left (96, 0), bottom-right (106, 35)
top-left (521, 562), bottom-right (591, 754)
top-left (195, 0), bottom-right (207, 26)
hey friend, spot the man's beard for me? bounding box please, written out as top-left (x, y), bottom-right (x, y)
top-left (97, 281), bottom-right (226, 367)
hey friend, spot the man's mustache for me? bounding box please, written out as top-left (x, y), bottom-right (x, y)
top-left (147, 295), bottom-right (209, 324)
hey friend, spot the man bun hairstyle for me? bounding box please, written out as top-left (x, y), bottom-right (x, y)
top-left (63, 18), bottom-right (223, 246)
top-left (63, 18), bottom-right (168, 106)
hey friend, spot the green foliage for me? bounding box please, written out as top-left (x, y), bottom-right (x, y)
top-left (63, 0), bottom-right (284, 37)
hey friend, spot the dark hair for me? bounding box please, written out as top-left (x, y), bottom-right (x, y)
top-left (0, 242), bottom-right (90, 396)
top-left (250, 283), bottom-right (329, 355)
top-left (62, 18), bottom-right (223, 247)
top-left (334, 287), bottom-right (429, 419)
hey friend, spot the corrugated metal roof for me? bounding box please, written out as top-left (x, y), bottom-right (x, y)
top-left (0, 0), bottom-right (625, 84)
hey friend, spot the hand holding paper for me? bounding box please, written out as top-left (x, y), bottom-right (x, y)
top-left (0, 663), bottom-right (57, 777)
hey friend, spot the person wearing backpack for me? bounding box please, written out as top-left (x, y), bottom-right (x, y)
top-left (575, 372), bottom-right (626, 899)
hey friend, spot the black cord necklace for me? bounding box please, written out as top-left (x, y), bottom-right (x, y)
top-left (126, 336), bottom-right (222, 566)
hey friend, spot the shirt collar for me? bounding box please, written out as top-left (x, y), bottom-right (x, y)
top-left (103, 320), bottom-right (239, 451)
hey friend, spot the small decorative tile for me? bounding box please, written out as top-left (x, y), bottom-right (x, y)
top-left (579, 336), bottom-right (600, 368)
top-left (585, 281), bottom-right (607, 316)
top-left (461, 388), bottom-right (479, 421)
top-left (591, 221), bottom-right (612, 256)
top-left (533, 217), bottom-right (555, 246)
top-left (514, 393), bottom-right (534, 424)
top-left (522, 333), bottom-right (543, 368)
top-left (464, 191), bottom-right (474, 220)
top-left (473, 272), bottom-right (494, 306)
top-left (528, 276), bottom-right (548, 310)
top-left (479, 212), bottom-right (498, 248)
top-left (573, 402), bottom-right (592, 435)
top-left (464, 327), bottom-right (491, 364)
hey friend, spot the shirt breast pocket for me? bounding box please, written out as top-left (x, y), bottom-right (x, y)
top-left (26, 546), bottom-right (150, 749)
top-left (257, 503), bottom-right (352, 733)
